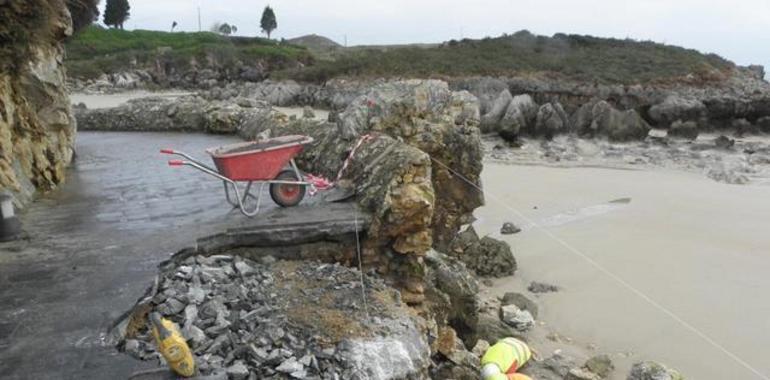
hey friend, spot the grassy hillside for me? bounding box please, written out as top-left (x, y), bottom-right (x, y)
top-left (277, 30), bottom-right (735, 84)
top-left (65, 26), bottom-right (313, 79)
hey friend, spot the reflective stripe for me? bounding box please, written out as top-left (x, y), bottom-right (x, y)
top-left (500, 338), bottom-right (532, 370)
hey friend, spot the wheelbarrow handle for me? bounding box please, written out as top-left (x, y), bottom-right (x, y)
top-left (168, 160), bottom-right (186, 166)
top-left (160, 148), bottom-right (176, 154)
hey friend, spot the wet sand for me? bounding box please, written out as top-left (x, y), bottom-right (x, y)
top-left (477, 163), bottom-right (770, 379)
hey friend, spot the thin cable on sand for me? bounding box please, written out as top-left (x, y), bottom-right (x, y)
top-left (430, 157), bottom-right (769, 380)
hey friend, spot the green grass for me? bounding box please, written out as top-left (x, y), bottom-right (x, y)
top-left (276, 30), bottom-right (734, 84)
top-left (65, 26), bottom-right (312, 79)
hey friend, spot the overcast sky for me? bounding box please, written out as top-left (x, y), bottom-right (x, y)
top-left (107, 0), bottom-right (770, 71)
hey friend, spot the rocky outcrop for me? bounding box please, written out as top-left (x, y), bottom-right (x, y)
top-left (667, 120), bottom-right (699, 140)
top-left (535, 102), bottom-right (571, 138)
top-left (0, 0), bottom-right (76, 206)
top-left (575, 101), bottom-right (651, 141)
top-left (448, 226), bottom-right (517, 278)
top-left (332, 80), bottom-right (484, 252)
top-left (648, 96), bottom-right (707, 127)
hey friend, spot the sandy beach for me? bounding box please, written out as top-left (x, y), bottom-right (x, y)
top-left (476, 162), bottom-right (770, 379)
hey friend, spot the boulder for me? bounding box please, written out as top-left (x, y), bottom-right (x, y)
top-left (627, 361), bottom-right (684, 380)
top-left (590, 101), bottom-right (651, 141)
top-left (500, 222), bottom-right (521, 235)
top-left (732, 118), bottom-right (759, 136)
top-left (667, 120), bottom-right (699, 140)
top-left (499, 94), bottom-right (538, 141)
top-left (480, 89), bottom-right (514, 131)
top-left (534, 102), bottom-right (570, 138)
top-left (714, 135), bottom-right (735, 149)
top-left (502, 292), bottom-right (539, 318)
top-left (449, 227), bottom-right (517, 278)
top-left (425, 250), bottom-right (480, 342)
top-left (585, 354), bottom-right (614, 378)
top-left (571, 99), bottom-right (600, 136)
top-left (500, 304), bottom-right (534, 331)
top-left (757, 116), bottom-right (770, 133)
top-left (649, 96), bottom-right (706, 126)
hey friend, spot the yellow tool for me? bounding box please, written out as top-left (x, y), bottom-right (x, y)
top-left (150, 312), bottom-right (196, 377)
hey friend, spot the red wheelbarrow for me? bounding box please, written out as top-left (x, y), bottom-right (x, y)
top-left (161, 135), bottom-right (315, 217)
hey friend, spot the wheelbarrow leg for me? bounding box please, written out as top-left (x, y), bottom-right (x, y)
top-left (236, 182), bottom-right (266, 217)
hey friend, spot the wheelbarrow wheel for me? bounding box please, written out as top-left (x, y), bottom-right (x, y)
top-left (270, 170), bottom-right (306, 207)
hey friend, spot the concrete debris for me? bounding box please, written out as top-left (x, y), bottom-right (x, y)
top-left (529, 281), bottom-right (561, 293)
top-left (113, 255), bottom-right (430, 379)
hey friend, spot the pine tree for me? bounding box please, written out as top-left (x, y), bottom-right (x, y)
top-left (260, 6), bottom-right (277, 39)
top-left (103, 0), bottom-right (130, 29)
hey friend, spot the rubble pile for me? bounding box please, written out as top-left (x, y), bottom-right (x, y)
top-left (113, 255), bottom-right (430, 379)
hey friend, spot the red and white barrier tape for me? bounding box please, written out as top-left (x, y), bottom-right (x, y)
top-left (306, 134), bottom-right (374, 195)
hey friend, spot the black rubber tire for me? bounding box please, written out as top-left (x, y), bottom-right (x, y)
top-left (269, 170), bottom-right (306, 207)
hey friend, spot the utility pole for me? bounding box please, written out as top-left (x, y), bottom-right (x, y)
top-left (197, 6), bottom-right (201, 32)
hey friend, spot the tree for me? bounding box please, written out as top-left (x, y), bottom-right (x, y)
top-left (260, 6), bottom-right (277, 39)
top-left (65, 0), bottom-right (101, 33)
top-left (103, 0), bottom-right (130, 29)
top-left (211, 22), bottom-right (237, 35)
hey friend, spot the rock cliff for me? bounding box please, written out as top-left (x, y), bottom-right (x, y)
top-left (0, 0), bottom-right (76, 206)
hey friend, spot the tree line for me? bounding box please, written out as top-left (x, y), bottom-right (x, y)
top-left (94, 0), bottom-right (279, 39)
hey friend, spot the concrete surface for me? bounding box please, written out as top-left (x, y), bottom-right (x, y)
top-left (0, 131), bottom-right (358, 380)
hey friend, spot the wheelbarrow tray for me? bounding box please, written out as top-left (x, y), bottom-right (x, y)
top-left (206, 135), bottom-right (313, 181)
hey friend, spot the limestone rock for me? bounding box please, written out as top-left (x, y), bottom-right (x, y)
top-left (590, 101), bottom-right (651, 141)
top-left (667, 120), bottom-right (699, 140)
top-left (627, 361), bottom-right (684, 380)
top-left (502, 292), bottom-right (539, 318)
top-left (481, 89), bottom-right (514, 131)
top-left (585, 354), bottom-right (614, 378)
top-left (500, 304), bottom-right (535, 331)
top-left (499, 94), bottom-right (538, 141)
top-left (0, 2), bottom-right (76, 207)
top-left (449, 227), bottom-right (517, 277)
top-left (535, 102), bottom-right (570, 138)
top-left (500, 222), bottom-right (521, 235)
top-left (649, 96), bottom-right (706, 126)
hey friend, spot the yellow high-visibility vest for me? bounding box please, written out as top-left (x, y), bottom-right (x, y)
top-left (481, 338), bottom-right (532, 374)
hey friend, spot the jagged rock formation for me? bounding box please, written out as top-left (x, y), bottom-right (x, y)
top-left (0, 0), bottom-right (76, 206)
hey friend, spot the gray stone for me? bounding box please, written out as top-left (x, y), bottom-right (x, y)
top-left (668, 120), bottom-right (699, 140)
top-left (535, 102), bottom-right (569, 138)
top-left (182, 325), bottom-right (207, 348)
top-left (276, 357), bottom-right (304, 374)
top-left (714, 135), bottom-right (735, 149)
top-left (499, 94), bottom-right (538, 141)
top-left (226, 361), bottom-right (249, 380)
top-left (302, 106), bottom-right (315, 119)
top-left (627, 361), bottom-right (684, 380)
top-left (500, 304), bottom-right (535, 331)
top-left (501, 292), bottom-right (539, 318)
top-left (568, 367), bottom-right (601, 380)
top-left (585, 354), bottom-right (614, 378)
top-left (500, 222), bottom-right (521, 235)
top-left (159, 298), bottom-right (186, 315)
top-left (757, 116), bottom-right (770, 133)
top-left (481, 89), bottom-right (514, 131)
top-left (529, 281), bottom-right (560, 293)
top-left (649, 96), bottom-right (706, 126)
top-left (234, 260), bottom-right (256, 276)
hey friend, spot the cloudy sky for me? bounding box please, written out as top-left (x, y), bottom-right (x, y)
top-left (106, 0), bottom-right (770, 71)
